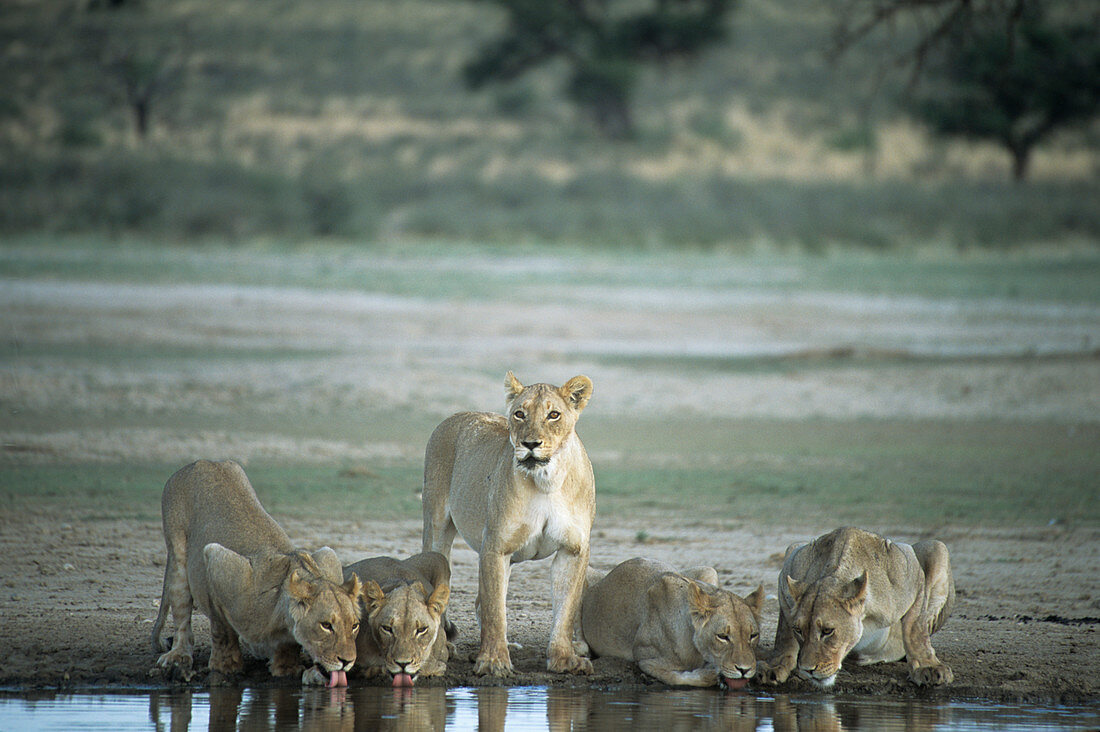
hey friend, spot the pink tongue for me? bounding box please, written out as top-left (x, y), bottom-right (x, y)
top-left (723, 677), bottom-right (749, 690)
top-left (392, 673), bottom-right (415, 688)
top-left (327, 670), bottom-right (348, 688)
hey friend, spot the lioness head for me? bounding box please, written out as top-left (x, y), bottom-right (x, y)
top-left (285, 570), bottom-right (363, 676)
top-left (786, 572), bottom-right (868, 688)
top-left (689, 582), bottom-right (766, 690)
top-left (504, 371), bottom-right (592, 475)
top-left (362, 579), bottom-right (450, 684)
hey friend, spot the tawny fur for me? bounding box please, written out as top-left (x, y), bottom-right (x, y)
top-left (422, 372), bottom-right (595, 676)
top-left (151, 460), bottom-right (363, 684)
top-left (343, 552), bottom-right (454, 681)
top-left (582, 558), bottom-right (765, 688)
top-left (757, 526), bottom-right (955, 688)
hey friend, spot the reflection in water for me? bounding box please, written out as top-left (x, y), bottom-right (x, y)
top-left (137, 685), bottom-right (1100, 732)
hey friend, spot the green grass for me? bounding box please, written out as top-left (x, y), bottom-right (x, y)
top-left (3, 419), bottom-right (1095, 528)
top-left (4, 237), bottom-right (1100, 304)
top-left (1, 0), bottom-right (1097, 248)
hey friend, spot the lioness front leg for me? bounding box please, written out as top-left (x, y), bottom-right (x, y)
top-left (547, 548), bottom-right (593, 674)
top-left (474, 549), bottom-right (513, 676)
top-left (637, 658), bottom-right (719, 688)
top-left (269, 641), bottom-right (302, 678)
top-left (756, 610), bottom-right (799, 685)
top-left (208, 614), bottom-right (244, 675)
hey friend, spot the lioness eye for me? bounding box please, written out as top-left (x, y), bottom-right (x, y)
top-left (547, 410), bottom-right (561, 420)
top-left (351, 622), bottom-right (360, 632)
top-left (820, 627), bottom-right (834, 639)
top-left (717, 633), bottom-right (730, 643)
top-left (381, 625), bottom-right (393, 635)
top-left (793, 628), bottom-right (804, 641)
top-left (513, 410), bottom-right (525, 420)
top-left (321, 622), bottom-right (333, 632)
top-left (416, 626), bottom-right (428, 636)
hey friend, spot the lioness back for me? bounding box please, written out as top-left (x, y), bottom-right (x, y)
top-left (162, 459), bottom-right (292, 559)
top-left (422, 412), bottom-right (511, 553)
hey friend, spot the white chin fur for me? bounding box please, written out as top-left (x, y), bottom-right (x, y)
top-left (800, 670), bottom-right (837, 689)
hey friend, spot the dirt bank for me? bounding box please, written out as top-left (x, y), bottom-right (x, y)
top-left (1, 513), bottom-right (1096, 702)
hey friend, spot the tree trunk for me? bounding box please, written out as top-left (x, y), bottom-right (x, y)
top-left (588, 93), bottom-right (634, 140)
top-left (1009, 141), bottom-right (1031, 182)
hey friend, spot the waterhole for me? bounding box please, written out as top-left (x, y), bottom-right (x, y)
top-left (1, 686), bottom-right (1096, 731)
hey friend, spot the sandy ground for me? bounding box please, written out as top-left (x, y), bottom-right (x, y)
top-left (1, 261), bottom-right (1098, 702)
top-left (0, 514), bottom-right (1097, 703)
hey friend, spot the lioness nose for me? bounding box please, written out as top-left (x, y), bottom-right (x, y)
top-left (522, 441), bottom-right (542, 449)
top-left (339, 657), bottom-right (353, 669)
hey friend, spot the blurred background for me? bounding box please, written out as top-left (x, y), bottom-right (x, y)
top-left (2, 0), bottom-right (1097, 250)
top-left (1, 0), bottom-right (1098, 530)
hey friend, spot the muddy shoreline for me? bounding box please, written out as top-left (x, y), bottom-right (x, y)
top-left (1, 516), bottom-right (1096, 704)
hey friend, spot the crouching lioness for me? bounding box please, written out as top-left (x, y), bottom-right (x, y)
top-left (151, 460), bottom-right (363, 686)
top-left (342, 552), bottom-right (454, 687)
top-left (422, 371), bottom-right (595, 676)
top-left (757, 526), bottom-right (955, 689)
top-left (582, 558), bottom-right (765, 689)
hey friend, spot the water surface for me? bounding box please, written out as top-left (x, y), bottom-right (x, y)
top-left (2, 686), bottom-right (1098, 731)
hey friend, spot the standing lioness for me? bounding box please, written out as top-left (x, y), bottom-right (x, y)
top-left (422, 372), bottom-right (595, 676)
top-left (152, 460), bottom-right (363, 686)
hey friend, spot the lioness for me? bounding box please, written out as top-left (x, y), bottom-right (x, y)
top-left (422, 371), bottom-right (595, 676)
top-left (757, 526), bottom-right (955, 688)
top-left (581, 558), bottom-right (765, 689)
top-left (151, 460), bottom-right (363, 686)
top-left (342, 552), bottom-right (454, 687)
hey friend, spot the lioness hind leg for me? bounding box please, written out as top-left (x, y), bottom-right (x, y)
top-left (153, 545), bottom-right (196, 678)
top-left (913, 540), bottom-right (955, 634)
top-left (903, 541), bottom-right (955, 686)
top-left (638, 658), bottom-right (719, 688)
top-left (681, 566), bottom-right (719, 585)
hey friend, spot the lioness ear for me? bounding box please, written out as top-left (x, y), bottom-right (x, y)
top-left (743, 584), bottom-right (766, 618)
top-left (505, 371), bottom-right (524, 401)
top-left (342, 572), bottom-right (364, 604)
top-left (785, 575), bottom-right (806, 602)
top-left (427, 582), bottom-right (450, 618)
top-left (688, 581), bottom-right (716, 622)
top-left (560, 375), bottom-right (593, 412)
top-left (362, 579), bottom-right (386, 615)
top-left (286, 569), bottom-right (318, 603)
top-left (846, 571), bottom-right (869, 607)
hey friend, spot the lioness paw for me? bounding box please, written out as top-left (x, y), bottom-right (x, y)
top-left (302, 667), bottom-right (328, 686)
top-left (155, 649), bottom-right (195, 682)
top-left (473, 654), bottom-right (514, 677)
top-left (548, 653), bottom-right (593, 675)
top-left (910, 663), bottom-right (953, 686)
top-left (420, 659), bottom-right (448, 677)
top-left (754, 661), bottom-right (791, 686)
